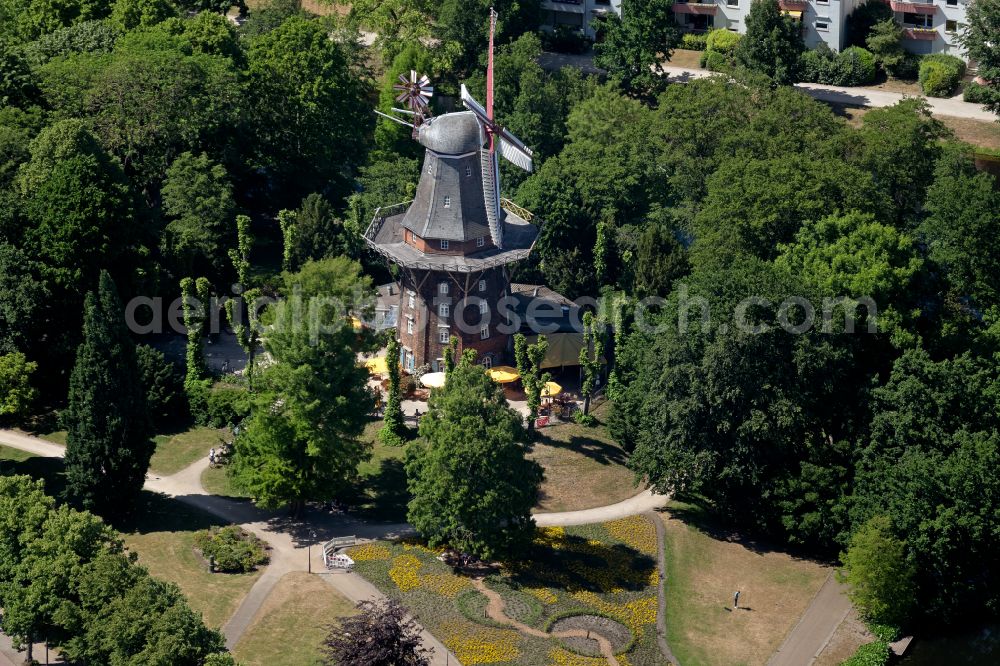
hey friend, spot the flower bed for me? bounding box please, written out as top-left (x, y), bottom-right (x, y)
top-left (349, 516), bottom-right (664, 665)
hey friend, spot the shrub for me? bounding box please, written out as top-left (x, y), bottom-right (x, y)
top-left (840, 46), bottom-right (877, 84)
top-left (964, 80), bottom-right (993, 104)
top-left (841, 640), bottom-right (891, 666)
top-left (681, 32), bottom-right (708, 51)
top-left (195, 525), bottom-right (269, 573)
top-left (706, 28), bottom-right (741, 55)
top-left (919, 54), bottom-right (965, 97)
top-left (400, 374), bottom-right (417, 396)
top-left (700, 50), bottom-right (733, 72)
top-left (187, 380), bottom-right (251, 428)
top-left (136, 344), bottom-right (186, 426)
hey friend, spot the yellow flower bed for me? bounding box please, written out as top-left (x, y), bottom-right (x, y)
top-left (388, 554), bottom-right (422, 592)
top-left (420, 572), bottom-right (472, 598)
top-left (570, 591), bottom-right (658, 634)
top-left (346, 543), bottom-right (390, 562)
top-left (400, 538), bottom-right (445, 555)
top-left (525, 586), bottom-right (558, 604)
top-left (549, 647), bottom-right (611, 665)
top-left (440, 620), bottom-right (520, 664)
top-left (605, 515), bottom-right (658, 555)
top-left (534, 526), bottom-right (566, 549)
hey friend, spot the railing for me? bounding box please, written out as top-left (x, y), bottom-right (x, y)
top-left (778, 0), bottom-right (807, 9)
top-left (365, 200), bottom-right (412, 242)
top-left (500, 198), bottom-right (535, 223)
top-left (672, 2), bottom-right (718, 14)
top-left (903, 26), bottom-right (937, 40)
top-left (887, 0), bottom-right (936, 14)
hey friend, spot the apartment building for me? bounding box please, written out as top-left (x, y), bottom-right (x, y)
top-left (541, 0), bottom-right (623, 40)
top-left (540, 0), bottom-right (969, 59)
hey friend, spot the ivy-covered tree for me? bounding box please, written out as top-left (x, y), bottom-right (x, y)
top-left (514, 333), bottom-right (549, 434)
top-left (578, 311), bottom-right (603, 421)
top-left (62, 272), bottom-right (152, 517)
top-left (379, 334), bottom-right (406, 447)
top-left (405, 352), bottom-right (542, 559)
top-left (961, 0), bottom-right (1000, 115)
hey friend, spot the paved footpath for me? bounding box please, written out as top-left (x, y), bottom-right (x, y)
top-left (539, 51), bottom-right (998, 122)
top-left (766, 573), bottom-right (853, 666)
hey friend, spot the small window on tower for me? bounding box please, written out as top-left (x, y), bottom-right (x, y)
top-left (439, 329), bottom-right (449, 343)
top-left (439, 303), bottom-right (450, 318)
top-left (479, 279), bottom-right (487, 292)
top-left (406, 319), bottom-right (414, 334)
top-left (426, 156), bottom-right (433, 174)
top-left (443, 196), bottom-right (451, 208)
top-left (465, 165), bottom-right (473, 177)
top-left (479, 301), bottom-right (488, 315)
top-left (480, 326), bottom-right (490, 340)
top-left (439, 282), bottom-right (449, 295)
top-left (476, 236), bottom-right (485, 248)
top-left (440, 239), bottom-right (449, 250)
top-left (408, 293), bottom-right (415, 309)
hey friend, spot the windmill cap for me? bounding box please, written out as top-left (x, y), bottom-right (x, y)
top-left (418, 111), bottom-right (483, 155)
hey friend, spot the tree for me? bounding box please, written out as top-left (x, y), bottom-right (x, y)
top-left (734, 0), bottom-right (805, 85)
top-left (961, 0), bottom-right (1000, 115)
top-left (593, 0), bottom-right (678, 95)
top-left (379, 334), bottom-right (406, 447)
top-left (229, 257), bottom-right (375, 515)
top-left (865, 19), bottom-right (908, 77)
top-left (442, 335), bottom-right (459, 375)
top-left (921, 143), bottom-right (1000, 308)
top-left (161, 152), bottom-right (236, 277)
top-left (846, 0), bottom-right (894, 47)
top-left (281, 193), bottom-right (350, 271)
top-left (322, 598), bottom-right (431, 666)
top-left (840, 515), bottom-right (917, 627)
top-left (345, 0), bottom-right (434, 64)
top-left (3, 0), bottom-right (110, 42)
top-left (135, 344), bottom-right (185, 427)
top-left (578, 312), bottom-right (603, 420)
top-left (513, 333), bottom-right (549, 434)
top-left (0, 38), bottom-right (38, 107)
top-left (109, 0), bottom-right (177, 33)
top-left (244, 15), bottom-right (369, 204)
top-left (405, 353), bottom-right (542, 559)
top-left (0, 352), bottom-right (37, 419)
top-left (180, 276), bottom-right (206, 385)
top-left (225, 214), bottom-right (261, 385)
top-left (62, 272), bottom-right (153, 517)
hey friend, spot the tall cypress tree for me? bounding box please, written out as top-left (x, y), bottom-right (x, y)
top-left (62, 272), bottom-right (152, 516)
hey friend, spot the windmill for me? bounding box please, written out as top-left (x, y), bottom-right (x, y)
top-left (460, 9), bottom-right (534, 249)
top-left (375, 69), bottom-right (434, 137)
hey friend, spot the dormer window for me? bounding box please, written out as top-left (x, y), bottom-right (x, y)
top-left (443, 196), bottom-right (451, 208)
top-left (476, 236), bottom-right (485, 248)
top-left (440, 239), bottom-right (449, 250)
top-left (439, 282), bottom-right (449, 295)
top-left (478, 279), bottom-right (486, 292)
top-left (426, 156), bottom-right (434, 174)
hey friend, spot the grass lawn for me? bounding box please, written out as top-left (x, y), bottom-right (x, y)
top-left (120, 492), bottom-right (263, 629)
top-left (828, 102), bottom-right (1000, 151)
top-left (666, 48), bottom-right (703, 69)
top-left (661, 501), bottom-right (830, 666)
top-left (233, 572), bottom-right (356, 666)
top-left (348, 515), bottom-right (664, 666)
top-left (200, 463), bottom-right (250, 498)
top-left (0, 444), bottom-right (66, 497)
top-left (150, 426), bottom-right (228, 476)
top-left (529, 403), bottom-right (640, 512)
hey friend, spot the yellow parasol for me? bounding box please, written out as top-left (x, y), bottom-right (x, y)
top-left (488, 366), bottom-right (520, 384)
top-left (420, 372), bottom-right (447, 389)
top-left (364, 356), bottom-right (388, 375)
top-left (541, 381), bottom-right (563, 397)
top-left (349, 316), bottom-right (364, 331)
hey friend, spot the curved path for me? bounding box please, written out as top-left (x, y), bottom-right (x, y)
top-left (0, 429), bottom-right (671, 665)
top-left (471, 578), bottom-right (621, 666)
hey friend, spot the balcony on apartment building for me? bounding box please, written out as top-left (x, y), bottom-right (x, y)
top-left (886, 0), bottom-right (936, 13)
top-left (541, 0), bottom-right (587, 13)
top-left (778, 0), bottom-right (808, 9)
top-left (903, 26), bottom-right (937, 39)
top-left (673, 0), bottom-right (718, 15)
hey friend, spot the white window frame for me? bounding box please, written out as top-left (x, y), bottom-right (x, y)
top-left (440, 239), bottom-right (449, 250)
top-left (726, 0), bottom-right (738, 7)
top-left (480, 326), bottom-right (490, 340)
top-left (478, 279), bottom-right (487, 292)
top-left (482, 356), bottom-right (493, 369)
top-left (438, 329), bottom-right (449, 344)
top-left (479, 301), bottom-right (488, 315)
top-left (407, 293), bottom-right (415, 309)
top-left (406, 318), bottom-right (414, 334)
top-left (945, 19), bottom-right (958, 32)
top-left (443, 195), bottom-right (451, 208)
top-left (465, 165), bottom-right (473, 177)
top-left (815, 19), bottom-right (830, 31)
top-left (476, 236), bottom-right (485, 248)
top-left (439, 303), bottom-right (450, 318)
top-left (439, 282), bottom-right (449, 295)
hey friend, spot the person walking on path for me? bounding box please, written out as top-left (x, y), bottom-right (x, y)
top-left (734, 590), bottom-right (741, 609)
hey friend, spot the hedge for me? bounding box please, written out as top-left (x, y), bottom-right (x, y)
top-left (964, 80), bottom-right (993, 104)
top-left (801, 46), bottom-right (876, 86)
top-left (194, 525), bottom-right (269, 573)
top-left (700, 49), bottom-right (732, 72)
top-left (681, 32), bottom-right (708, 51)
top-left (706, 28), bottom-right (741, 55)
top-left (919, 53), bottom-right (966, 97)
top-left (841, 640), bottom-right (891, 666)
top-left (186, 379), bottom-right (252, 428)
